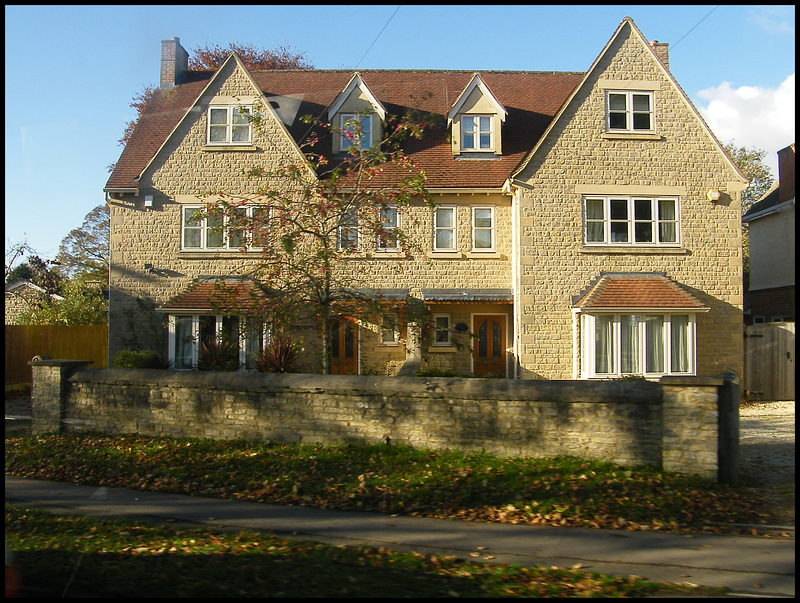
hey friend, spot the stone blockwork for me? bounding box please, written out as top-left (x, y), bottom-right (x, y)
top-left (512, 23), bottom-right (745, 380)
top-left (31, 363), bottom-right (735, 479)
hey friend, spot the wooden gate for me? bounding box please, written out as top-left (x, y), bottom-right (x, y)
top-left (744, 322), bottom-right (795, 401)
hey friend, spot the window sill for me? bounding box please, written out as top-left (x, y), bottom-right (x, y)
top-left (428, 345), bottom-right (457, 353)
top-left (204, 144), bottom-right (258, 152)
top-left (601, 132), bottom-right (661, 141)
top-left (466, 251), bottom-right (504, 259)
top-left (427, 251), bottom-right (463, 259)
top-left (179, 250), bottom-right (262, 259)
top-left (580, 246), bottom-right (687, 255)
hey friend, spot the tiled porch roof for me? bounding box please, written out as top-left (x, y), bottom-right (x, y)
top-left (573, 274), bottom-right (708, 311)
top-left (159, 279), bottom-right (270, 313)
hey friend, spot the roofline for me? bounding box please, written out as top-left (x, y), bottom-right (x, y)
top-left (326, 72), bottom-right (387, 121)
top-left (573, 306), bottom-right (710, 313)
top-left (742, 197), bottom-right (795, 223)
top-left (137, 52), bottom-right (316, 187)
top-left (511, 17), bottom-right (748, 185)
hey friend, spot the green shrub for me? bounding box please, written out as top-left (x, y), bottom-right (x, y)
top-left (255, 333), bottom-right (300, 373)
top-left (111, 350), bottom-right (169, 369)
top-left (197, 339), bottom-right (239, 371)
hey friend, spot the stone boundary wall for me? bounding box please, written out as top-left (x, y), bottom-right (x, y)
top-left (29, 361), bottom-right (734, 480)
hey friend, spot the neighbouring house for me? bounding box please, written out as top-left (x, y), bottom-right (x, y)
top-left (104, 17), bottom-right (747, 379)
top-left (742, 143), bottom-right (795, 324)
top-left (4, 281), bottom-right (64, 325)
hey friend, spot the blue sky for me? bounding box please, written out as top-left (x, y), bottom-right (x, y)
top-left (4, 4), bottom-right (795, 266)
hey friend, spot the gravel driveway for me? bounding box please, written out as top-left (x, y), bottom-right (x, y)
top-left (738, 401), bottom-right (795, 487)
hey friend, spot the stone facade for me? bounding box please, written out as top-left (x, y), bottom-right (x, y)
top-left (29, 362), bottom-right (736, 480)
top-left (106, 19), bottom-right (745, 381)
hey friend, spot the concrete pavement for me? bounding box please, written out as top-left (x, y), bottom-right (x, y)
top-left (5, 475), bottom-right (794, 597)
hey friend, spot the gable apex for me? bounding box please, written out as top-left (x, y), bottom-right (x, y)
top-left (327, 72), bottom-right (386, 121)
top-left (447, 72), bottom-right (507, 125)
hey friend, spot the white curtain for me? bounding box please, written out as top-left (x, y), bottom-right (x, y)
top-left (645, 315), bottom-right (664, 373)
top-left (594, 315), bottom-right (614, 374)
top-left (620, 314), bottom-right (639, 373)
top-left (670, 315), bottom-right (689, 373)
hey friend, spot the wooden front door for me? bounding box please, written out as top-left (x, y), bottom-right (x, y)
top-left (329, 316), bottom-right (358, 375)
top-left (473, 315), bottom-right (506, 377)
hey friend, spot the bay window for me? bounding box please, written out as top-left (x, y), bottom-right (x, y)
top-left (169, 314), bottom-right (268, 370)
top-left (582, 313), bottom-right (695, 378)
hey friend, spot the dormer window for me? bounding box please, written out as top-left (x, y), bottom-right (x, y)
top-left (606, 91), bottom-right (654, 133)
top-left (340, 113), bottom-right (373, 151)
top-left (461, 115), bottom-right (493, 151)
top-left (207, 106), bottom-right (252, 145)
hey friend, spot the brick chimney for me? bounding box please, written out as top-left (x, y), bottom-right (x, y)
top-left (160, 37), bottom-right (188, 89)
top-left (649, 40), bottom-right (669, 70)
top-left (777, 143), bottom-right (795, 204)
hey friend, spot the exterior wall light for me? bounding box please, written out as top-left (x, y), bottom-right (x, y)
top-left (706, 188), bottom-right (721, 203)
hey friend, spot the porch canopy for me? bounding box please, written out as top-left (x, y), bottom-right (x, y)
top-left (421, 288), bottom-right (513, 304)
top-left (572, 273), bottom-right (709, 312)
top-left (158, 277), bottom-right (271, 314)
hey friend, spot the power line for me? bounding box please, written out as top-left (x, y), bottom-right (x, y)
top-left (354, 6), bottom-right (401, 69)
top-left (672, 5), bottom-right (721, 49)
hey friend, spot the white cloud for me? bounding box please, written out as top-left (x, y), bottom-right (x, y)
top-left (694, 74), bottom-right (795, 176)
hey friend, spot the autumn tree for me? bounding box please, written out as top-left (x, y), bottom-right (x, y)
top-left (197, 106), bottom-right (439, 374)
top-left (724, 142), bottom-right (776, 291)
top-left (56, 204), bottom-right (110, 283)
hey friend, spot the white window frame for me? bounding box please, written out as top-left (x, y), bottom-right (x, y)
top-left (472, 206), bottom-right (495, 252)
top-left (433, 313), bottom-right (452, 346)
top-left (207, 105), bottom-right (253, 145)
top-left (338, 206), bottom-right (360, 251)
top-left (168, 314), bottom-right (268, 370)
top-left (461, 114), bottom-right (493, 151)
top-left (433, 206), bottom-right (457, 251)
top-left (181, 205), bottom-right (268, 251)
top-left (376, 205), bottom-right (399, 252)
top-left (583, 196), bottom-right (679, 246)
top-left (380, 314), bottom-right (399, 346)
top-left (580, 312), bottom-right (696, 379)
top-left (339, 113), bottom-right (373, 152)
top-left (606, 90), bottom-right (654, 133)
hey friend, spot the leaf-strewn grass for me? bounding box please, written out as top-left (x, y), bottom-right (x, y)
top-left (6, 504), bottom-right (724, 598)
top-left (5, 433), bottom-right (774, 532)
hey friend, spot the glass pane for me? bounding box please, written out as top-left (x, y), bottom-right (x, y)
top-left (620, 315), bottom-right (639, 373)
top-left (633, 113), bottom-right (651, 130)
top-left (436, 208), bottom-right (453, 228)
top-left (232, 125), bottom-right (249, 142)
top-left (635, 222), bottom-right (653, 242)
top-left (463, 132), bottom-right (474, 149)
top-left (632, 94), bottom-right (651, 111)
top-left (645, 315), bottom-right (664, 373)
top-left (474, 208), bottom-right (492, 227)
top-left (492, 321), bottom-right (501, 358)
top-left (474, 229), bottom-right (492, 249)
top-left (209, 125), bottom-right (227, 142)
top-left (586, 199), bottom-right (604, 220)
top-left (252, 207), bottom-right (269, 248)
top-left (233, 107), bottom-right (249, 124)
top-left (586, 222), bottom-right (604, 243)
top-left (610, 199), bottom-right (628, 220)
top-left (206, 214), bottom-right (224, 248)
top-left (479, 133), bottom-right (491, 148)
top-left (436, 229), bottom-right (454, 249)
top-left (609, 94), bottom-right (627, 111)
top-left (634, 199), bottom-right (651, 220)
top-left (610, 222), bottom-right (628, 242)
top-left (670, 315), bottom-right (690, 373)
top-left (594, 315), bottom-right (614, 374)
top-left (184, 207), bottom-right (200, 226)
top-left (174, 316), bottom-right (194, 369)
top-left (245, 321), bottom-right (263, 370)
top-left (435, 316), bottom-right (450, 344)
top-left (659, 222), bottom-right (676, 243)
top-left (330, 321), bottom-right (339, 358)
top-left (609, 112), bottom-right (627, 129)
top-left (210, 108), bottom-right (228, 124)
top-left (658, 200), bottom-right (676, 220)
top-left (479, 116), bottom-right (491, 131)
top-left (343, 322), bottom-right (354, 358)
top-left (478, 321), bottom-right (488, 357)
top-left (199, 315), bottom-right (216, 347)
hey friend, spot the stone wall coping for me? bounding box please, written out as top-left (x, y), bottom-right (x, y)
top-left (68, 368), bottom-right (665, 403)
top-left (660, 376), bottom-right (724, 387)
top-left (29, 359), bottom-right (94, 369)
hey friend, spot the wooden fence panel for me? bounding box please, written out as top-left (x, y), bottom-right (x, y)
top-left (744, 322), bottom-right (795, 401)
top-left (5, 325), bottom-right (108, 385)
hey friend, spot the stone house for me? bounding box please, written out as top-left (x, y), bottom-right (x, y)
top-left (742, 143), bottom-right (795, 324)
top-left (4, 281), bottom-right (64, 325)
top-left (104, 17), bottom-right (746, 379)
